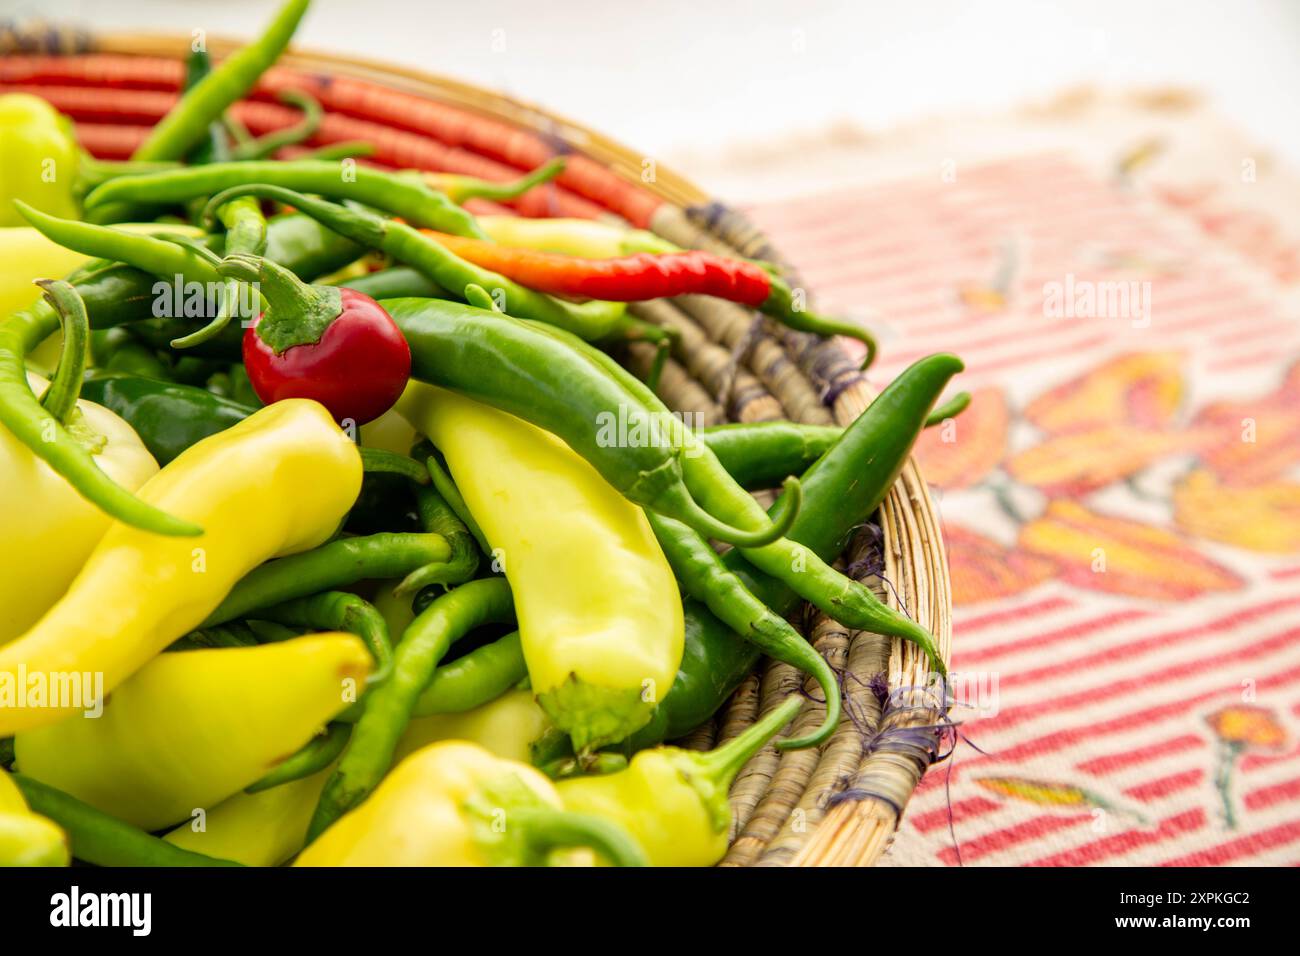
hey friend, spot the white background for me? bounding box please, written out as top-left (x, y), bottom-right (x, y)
top-left (12, 0), bottom-right (1300, 190)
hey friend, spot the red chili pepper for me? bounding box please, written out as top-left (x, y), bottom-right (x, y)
top-left (221, 254), bottom-right (410, 426)
top-left (423, 232), bottom-right (774, 307)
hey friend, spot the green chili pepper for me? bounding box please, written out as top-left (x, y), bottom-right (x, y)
top-left (358, 447), bottom-right (430, 486)
top-left (396, 482), bottom-right (481, 596)
top-left (412, 630), bottom-right (527, 717)
top-left (169, 621), bottom-right (261, 651)
top-left (132, 0), bottom-right (309, 163)
top-left (647, 510), bottom-right (840, 749)
top-left (11, 774), bottom-right (242, 867)
top-left (86, 160), bottom-right (487, 239)
top-left (261, 213), bottom-right (366, 281)
top-left (204, 531), bottom-right (457, 628)
top-left (420, 450), bottom-right (491, 556)
top-left (258, 591), bottom-right (394, 685)
top-left (336, 265), bottom-right (450, 300)
top-left (308, 577), bottom-right (516, 841)
top-left (698, 390), bottom-right (970, 489)
top-left (79, 373), bottom-right (253, 465)
top-left (197, 185), bottom-right (624, 339)
top-left (181, 48), bottom-right (230, 166)
top-left (244, 723), bottom-right (350, 794)
top-left (382, 296), bottom-right (797, 548)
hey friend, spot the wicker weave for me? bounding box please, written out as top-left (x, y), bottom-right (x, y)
top-left (5, 28), bottom-right (953, 867)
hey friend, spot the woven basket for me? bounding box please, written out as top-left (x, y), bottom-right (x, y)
top-left (0, 27), bottom-right (953, 867)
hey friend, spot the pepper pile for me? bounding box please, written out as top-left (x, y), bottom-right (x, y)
top-left (0, 0), bottom-right (966, 869)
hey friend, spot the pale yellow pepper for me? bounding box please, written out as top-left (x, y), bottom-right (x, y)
top-left (0, 94), bottom-right (80, 228)
top-left (295, 741), bottom-right (645, 867)
top-left (163, 768), bottom-right (332, 867)
top-left (0, 399), bottom-right (362, 735)
top-left (394, 689), bottom-right (551, 765)
top-left (0, 372), bottom-right (159, 644)
top-left (14, 634), bottom-right (369, 831)
top-left (398, 384), bottom-right (683, 752)
top-left (557, 697), bottom-right (800, 866)
top-left (0, 766), bottom-right (68, 867)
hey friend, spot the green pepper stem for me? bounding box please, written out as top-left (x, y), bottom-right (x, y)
top-left (693, 696), bottom-right (802, 787)
top-left (510, 807), bottom-right (648, 867)
top-left (439, 157), bottom-right (567, 204)
top-left (218, 252), bottom-right (342, 354)
top-left (230, 89), bottom-right (324, 161)
top-left (33, 280), bottom-right (90, 425)
top-left (204, 184), bottom-right (388, 250)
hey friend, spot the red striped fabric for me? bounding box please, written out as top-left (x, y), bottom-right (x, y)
top-left (748, 153), bottom-right (1300, 866)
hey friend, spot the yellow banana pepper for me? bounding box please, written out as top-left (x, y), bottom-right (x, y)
top-left (14, 634), bottom-right (369, 831)
top-left (1, 372), bottom-right (159, 644)
top-left (557, 697), bottom-right (800, 866)
top-left (398, 384), bottom-right (683, 752)
top-left (0, 399), bottom-right (362, 735)
top-left (0, 766), bottom-right (69, 867)
top-left (296, 741), bottom-right (645, 867)
top-left (162, 767), bottom-right (331, 867)
top-left (394, 688), bottom-right (551, 765)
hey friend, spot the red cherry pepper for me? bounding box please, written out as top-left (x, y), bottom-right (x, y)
top-left (221, 253), bottom-right (410, 426)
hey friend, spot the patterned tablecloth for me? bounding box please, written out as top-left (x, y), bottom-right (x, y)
top-left (738, 90), bottom-right (1300, 866)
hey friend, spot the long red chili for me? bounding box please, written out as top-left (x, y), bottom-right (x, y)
top-left (424, 231), bottom-right (774, 307)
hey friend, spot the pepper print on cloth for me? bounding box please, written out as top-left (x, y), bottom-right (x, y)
top-left (749, 149), bottom-right (1300, 865)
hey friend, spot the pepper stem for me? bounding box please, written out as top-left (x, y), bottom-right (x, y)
top-left (203, 184), bottom-right (388, 250)
top-left (218, 252), bottom-right (343, 355)
top-left (34, 280), bottom-right (90, 425)
top-left (692, 696), bottom-right (802, 788)
top-left (434, 156), bottom-right (567, 204)
top-left (510, 807), bottom-right (648, 867)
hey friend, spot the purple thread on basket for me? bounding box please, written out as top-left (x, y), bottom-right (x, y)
top-left (819, 371), bottom-right (869, 408)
